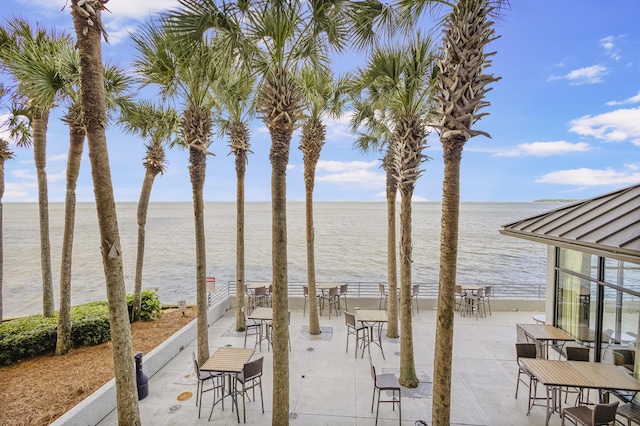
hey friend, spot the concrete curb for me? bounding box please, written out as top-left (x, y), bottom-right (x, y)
top-left (51, 301), bottom-right (229, 426)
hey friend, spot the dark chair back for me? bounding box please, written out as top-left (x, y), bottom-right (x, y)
top-left (368, 355), bottom-right (377, 385)
top-left (242, 356), bottom-right (264, 382)
top-left (345, 311), bottom-right (355, 328)
top-left (516, 342), bottom-right (537, 360)
top-left (592, 401), bottom-right (619, 424)
top-left (566, 346), bottom-right (590, 362)
top-left (412, 284), bottom-right (419, 296)
top-left (340, 284), bottom-right (348, 294)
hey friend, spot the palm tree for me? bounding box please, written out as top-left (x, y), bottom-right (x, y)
top-left (350, 86), bottom-right (401, 339)
top-left (428, 1), bottom-right (500, 423)
top-left (0, 136), bottom-right (14, 323)
top-left (69, 1), bottom-right (141, 424)
top-left (0, 81), bottom-right (14, 323)
top-left (119, 100), bottom-right (180, 322)
top-left (166, 1), bottom-right (352, 422)
top-left (0, 79), bottom-right (13, 323)
top-left (55, 57), bottom-right (134, 355)
top-left (298, 67), bottom-right (348, 335)
top-left (351, 34), bottom-right (436, 388)
top-left (211, 71), bottom-right (256, 332)
top-left (0, 18), bottom-right (72, 318)
top-left (132, 18), bottom-right (219, 365)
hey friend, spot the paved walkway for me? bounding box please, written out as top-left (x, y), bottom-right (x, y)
top-left (98, 308), bottom-right (557, 425)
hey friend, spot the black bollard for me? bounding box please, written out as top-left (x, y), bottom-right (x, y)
top-left (134, 352), bottom-right (149, 400)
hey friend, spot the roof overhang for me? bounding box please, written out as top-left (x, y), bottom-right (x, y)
top-left (499, 229), bottom-right (640, 264)
top-left (500, 184), bottom-right (640, 266)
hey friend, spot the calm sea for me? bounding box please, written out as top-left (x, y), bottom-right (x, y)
top-left (3, 201), bottom-right (565, 318)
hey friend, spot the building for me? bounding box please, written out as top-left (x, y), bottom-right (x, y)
top-left (500, 184), bottom-right (640, 362)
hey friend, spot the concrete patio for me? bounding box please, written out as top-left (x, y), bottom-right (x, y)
top-left (87, 304), bottom-right (561, 426)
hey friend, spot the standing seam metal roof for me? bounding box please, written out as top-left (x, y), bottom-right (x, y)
top-left (500, 184), bottom-right (640, 264)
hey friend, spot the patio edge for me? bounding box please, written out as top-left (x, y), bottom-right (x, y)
top-left (50, 300), bottom-right (229, 426)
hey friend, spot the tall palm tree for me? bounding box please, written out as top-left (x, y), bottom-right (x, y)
top-left (55, 56), bottom-right (134, 355)
top-left (69, 1), bottom-right (141, 424)
top-left (167, 1), bottom-right (352, 422)
top-left (132, 18), bottom-right (219, 365)
top-left (0, 81), bottom-right (14, 323)
top-left (351, 34), bottom-right (436, 388)
top-left (350, 85), bottom-right (400, 339)
top-left (0, 18), bottom-right (72, 318)
top-left (119, 100), bottom-right (180, 322)
top-left (428, 1), bottom-right (500, 423)
top-left (0, 80), bottom-right (13, 323)
top-left (211, 71), bottom-right (256, 332)
top-left (0, 136), bottom-right (14, 323)
top-left (298, 67), bottom-right (348, 335)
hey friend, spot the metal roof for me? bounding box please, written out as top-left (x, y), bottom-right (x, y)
top-left (500, 184), bottom-right (640, 264)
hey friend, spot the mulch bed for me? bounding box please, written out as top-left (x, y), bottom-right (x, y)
top-left (0, 307), bottom-right (196, 426)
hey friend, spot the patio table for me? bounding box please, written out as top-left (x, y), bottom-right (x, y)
top-left (521, 359), bottom-right (640, 425)
top-left (355, 309), bottom-right (388, 360)
top-left (517, 323), bottom-right (575, 359)
top-left (200, 347), bottom-right (254, 422)
top-left (248, 307), bottom-right (272, 351)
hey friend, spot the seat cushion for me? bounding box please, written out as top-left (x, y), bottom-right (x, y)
top-left (376, 373), bottom-right (401, 390)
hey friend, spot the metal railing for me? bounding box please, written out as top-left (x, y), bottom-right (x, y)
top-left (223, 280), bottom-right (546, 299)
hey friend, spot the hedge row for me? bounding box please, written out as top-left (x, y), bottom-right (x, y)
top-left (0, 289), bottom-right (162, 366)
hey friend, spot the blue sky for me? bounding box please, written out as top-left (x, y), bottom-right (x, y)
top-left (1, 0), bottom-right (639, 203)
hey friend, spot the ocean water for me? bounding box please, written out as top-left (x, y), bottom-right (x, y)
top-left (2, 201), bottom-right (565, 318)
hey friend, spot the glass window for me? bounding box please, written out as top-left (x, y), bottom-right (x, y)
top-left (558, 248), bottom-right (597, 279)
top-left (556, 270), bottom-right (597, 341)
top-left (604, 259), bottom-right (640, 292)
top-left (600, 285), bottom-right (640, 378)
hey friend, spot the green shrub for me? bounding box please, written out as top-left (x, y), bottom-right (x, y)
top-left (70, 302), bottom-right (111, 346)
top-left (0, 302), bottom-right (111, 366)
top-left (127, 288), bottom-right (163, 321)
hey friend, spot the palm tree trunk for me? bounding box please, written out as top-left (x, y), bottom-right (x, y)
top-left (432, 137), bottom-right (464, 426)
top-left (133, 167), bottom-right (157, 322)
top-left (32, 113), bottom-right (54, 318)
top-left (270, 125), bottom-right (291, 426)
top-left (0, 142), bottom-right (9, 322)
top-left (56, 122), bottom-right (85, 355)
top-left (305, 184), bottom-right (320, 334)
top-left (301, 118), bottom-right (323, 336)
top-left (399, 189), bottom-right (418, 387)
top-left (183, 103), bottom-right (212, 365)
top-left (71, 3), bottom-right (140, 424)
top-left (235, 150), bottom-right (246, 331)
top-left (386, 166), bottom-right (399, 338)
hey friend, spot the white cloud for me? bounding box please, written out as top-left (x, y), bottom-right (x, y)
top-left (103, 0), bottom-right (180, 19)
top-left (569, 107), bottom-right (640, 144)
top-left (494, 141), bottom-right (591, 157)
top-left (316, 160), bottom-right (384, 189)
top-left (600, 36), bottom-right (621, 61)
top-left (11, 168), bottom-right (35, 180)
top-left (548, 65), bottom-right (608, 85)
top-left (317, 159), bottom-right (378, 172)
top-left (4, 181), bottom-right (37, 202)
top-left (536, 166), bottom-right (640, 186)
top-left (323, 114), bottom-right (354, 143)
top-left (49, 154), bottom-right (68, 163)
top-left (606, 91), bottom-right (640, 106)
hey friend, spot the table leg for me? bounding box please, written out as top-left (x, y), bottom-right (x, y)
top-left (208, 373), bottom-right (241, 423)
top-left (360, 322), bottom-right (385, 360)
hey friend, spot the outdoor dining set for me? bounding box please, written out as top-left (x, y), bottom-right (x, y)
top-left (192, 281), bottom-right (402, 424)
top-left (515, 321), bottom-right (640, 425)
